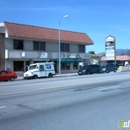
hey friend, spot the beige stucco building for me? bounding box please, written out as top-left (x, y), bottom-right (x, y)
top-left (0, 21), bottom-right (94, 74)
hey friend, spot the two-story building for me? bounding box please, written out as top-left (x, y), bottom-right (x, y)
top-left (0, 21), bottom-right (94, 74)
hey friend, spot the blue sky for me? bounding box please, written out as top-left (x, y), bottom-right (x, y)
top-left (0, 0), bottom-right (130, 53)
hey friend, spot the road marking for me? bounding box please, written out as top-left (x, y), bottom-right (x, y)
top-left (99, 85), bottom-right (121, 91)
top-left (0, 77), bottom-right (130, 96)
top-left (0, 106), bottom-right (6, 109)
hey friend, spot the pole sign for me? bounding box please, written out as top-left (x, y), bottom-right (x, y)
top-left (105, 36), bottom-right (116, 61)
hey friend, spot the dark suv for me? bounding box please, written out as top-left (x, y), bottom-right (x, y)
top-left (78, 65), bottom-right (101, 75)
top-left (100, 64), bottom-right (117, 73)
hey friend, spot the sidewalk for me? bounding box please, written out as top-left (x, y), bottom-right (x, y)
top-left (16, 69), bottom-right (130, 81)
top-left (16, 73), bottom-right (78, 80)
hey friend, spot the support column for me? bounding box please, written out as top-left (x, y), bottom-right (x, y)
top-left (0, 34), bottom-right (5, 70)
top-left (70, 63), bottom-right (73, 73)
top-left (23, 61), bottom-right (26, 72)
top-left (29, 59), bottom-right (33, 64)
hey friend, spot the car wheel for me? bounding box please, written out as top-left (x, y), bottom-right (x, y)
top-left (10, 77), bottom-right (15, 81)
top-left (106, 70), bottom-right (109, 73)
top-left (114, 70), bottom-right (117, 73)
top-left (97, 70), bottom-right (100, 74)
top-left (86, 71), bottom-right (89, 74)
top-left (48, 73), bottom-right (53, 78)
top-left (33, 75), bottom-right (38, 79)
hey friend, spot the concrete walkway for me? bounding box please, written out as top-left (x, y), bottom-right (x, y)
top-left (16, 73), bottom-right (78, 80)
top-left (16, 69), bottom-right (130, 81)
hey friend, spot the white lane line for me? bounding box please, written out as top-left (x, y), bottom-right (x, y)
top-left (0, 106), bottom-right (6, 109)
top-left (99, 85), bottom-right (120, 91)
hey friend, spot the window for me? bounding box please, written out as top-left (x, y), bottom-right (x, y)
top-left (34, 41), bottom-right (45, 51)
top-left (61, 43), bottom-right (69, 52)
top-left (39, 65), bottom-right (44, 71)
top-left (14, 40), bottom-right (24, 50)
top-left (79, 45), bottom-right (85, 53)
top-left (29, 65), bottom-right (37, 70)
top-left (0, 71), bottom-right (6, 74)
top-left (73, 63), bottom-right (78, 70)
top-left (14, 61), bottom-right (24, 71)
top-left (61, 63), bottom-right (70, 70)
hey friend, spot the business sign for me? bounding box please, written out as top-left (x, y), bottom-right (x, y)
top-left (105, 36), bottom-right (116, 61)
top-left (38, 52), bottom-right (48, 58)
top-left (57, 58), bottom-right (82, 63)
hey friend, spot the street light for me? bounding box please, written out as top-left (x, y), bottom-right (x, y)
top-left (58, 15), bottom-right (68, 76)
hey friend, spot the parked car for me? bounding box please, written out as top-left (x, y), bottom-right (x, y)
top-left (78, 64), bottom-right (101, 75)
top-left (0, 70), bottom-right (17, 81)
top-left (100, 64), bottom-right (117, 73)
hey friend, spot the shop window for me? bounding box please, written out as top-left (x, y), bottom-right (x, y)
top-left (61, 63), bottom-right (70, 70)
top-left (14, 40), bottom-right (24, 50)
top-left (61, 43), bottom-right (69, 52)
top-left (14, 61), bottom-right (24, 71)
top-left (79, 45), bottom-right (85, 53)
top-left (73, 63), bottom-right (78, 70)
top-left (33, 41), bottom-right (45, 51)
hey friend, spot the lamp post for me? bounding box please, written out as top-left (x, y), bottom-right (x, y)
top-left (58, 15), bottom-right (68, 76)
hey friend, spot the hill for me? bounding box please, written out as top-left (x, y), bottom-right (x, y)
top-left (99, 49), bottom-right (130, 56)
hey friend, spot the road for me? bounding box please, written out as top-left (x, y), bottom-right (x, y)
top-left (0, 72), bottom-right (130, 130)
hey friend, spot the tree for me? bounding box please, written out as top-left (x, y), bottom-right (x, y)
top-left (88, 51), bottom-right (95, 54)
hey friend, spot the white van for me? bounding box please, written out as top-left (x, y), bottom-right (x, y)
top-left (23, 62), bottom-right (56, 79)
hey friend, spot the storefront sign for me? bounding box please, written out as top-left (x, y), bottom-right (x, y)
top-left (38, 52), bottom-right (48, 58)
top-left (57, 58), bottom-right (82, 63)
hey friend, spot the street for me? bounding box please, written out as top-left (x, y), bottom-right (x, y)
top-left (0, 72), bottom-right (130, 130)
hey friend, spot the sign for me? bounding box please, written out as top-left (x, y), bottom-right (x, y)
top-left (38, 52), bottom-right (48, 58)
top-left (105, 36), bottom-right (116, 61)
top-left (57, 58), bottom-right (82, 63)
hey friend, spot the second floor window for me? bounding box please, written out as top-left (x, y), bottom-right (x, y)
top-left (79, 45), bottom-right (85, 53)
top-left (61, 43), bottom-right (69, 52)
top-left (14, 40), bottom-right (24, 50)
top-left (33, 41), bottom-right (45, 51)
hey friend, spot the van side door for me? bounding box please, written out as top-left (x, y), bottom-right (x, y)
top-left (39, 65), bottom-right (46, 77)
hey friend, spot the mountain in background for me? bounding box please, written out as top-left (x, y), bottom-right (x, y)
top-left (98, 49), bottom-right (130, 56)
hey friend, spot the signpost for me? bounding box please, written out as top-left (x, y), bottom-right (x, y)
top-left (105, 35), bottom-right (116, 64)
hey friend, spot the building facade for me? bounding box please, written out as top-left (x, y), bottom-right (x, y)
top-left (101, 55), bottom-right (130, 66)
top-left (0, 22), bottom-right (94, 74)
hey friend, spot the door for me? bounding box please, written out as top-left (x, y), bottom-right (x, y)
top-left (5, 70), bottom-right (12, 80)
top-left (0, 71), bottom-right (7, 80)
top-left (39, 65), bottom-right (46, 77)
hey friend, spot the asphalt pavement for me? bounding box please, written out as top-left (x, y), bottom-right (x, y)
top-left (0, 72), bottom-right (130, 130)
top-left (16, 69), bottom-right (128, 81)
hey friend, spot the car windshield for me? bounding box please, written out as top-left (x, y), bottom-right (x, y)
top-left (29, 65), bottom-right (37, 70)
top-left (80, 66), bottom-right (87, 70)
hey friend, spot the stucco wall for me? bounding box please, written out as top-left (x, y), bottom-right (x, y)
top-left (5, 39), bottom-right (13, 49)
top-left (5, 60), bottom-right (13, 70)
top-left (5, 39), bottom-right (79, 53)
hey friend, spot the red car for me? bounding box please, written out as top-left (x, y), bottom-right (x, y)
top-left (0, 70), bottom-right (17, 81)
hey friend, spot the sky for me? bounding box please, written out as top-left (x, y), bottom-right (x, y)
top-left (0, 0), bottom-right (130, 54)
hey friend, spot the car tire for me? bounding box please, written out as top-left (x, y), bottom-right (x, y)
top-left (86, 71), bottom-right (89, 74)
top-left (10, 77), bottom-right (15, 81)
top-left (106, 70), bottom-right (109, 73)
top-left (97, 70), bottom-right (100, 74)
top-left (33, 75), bottom-right (38, 79)
top-left (114, 70), bottom-right (117, 73)
top-left (48, 73), bottom-right (53, 78)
